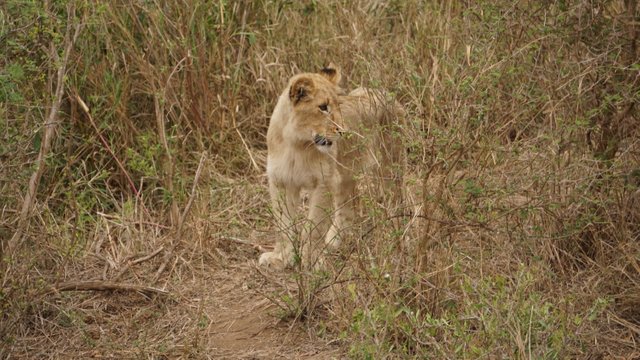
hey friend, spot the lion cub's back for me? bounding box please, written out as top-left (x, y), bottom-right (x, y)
top-left (340, 87), bottom-right (404, 131)
top-left (337, 87), bottom-right (405, 172)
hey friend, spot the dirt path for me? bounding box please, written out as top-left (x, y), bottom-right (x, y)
top-left (7, 238), bottom-right (345, 359)
top-left (204, 250), bottom-right (345, 359)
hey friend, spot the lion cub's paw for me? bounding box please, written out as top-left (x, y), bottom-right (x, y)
top-left (258, 251), bottom-right (284, 268)
top-left (324, 225), bottom-right (341, 249)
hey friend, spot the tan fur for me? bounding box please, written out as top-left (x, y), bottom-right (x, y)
top-left (259, 65), bottom-right (405, 268)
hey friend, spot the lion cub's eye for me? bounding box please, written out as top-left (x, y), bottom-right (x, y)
top-left (319, 103), bottom-right (329, 112)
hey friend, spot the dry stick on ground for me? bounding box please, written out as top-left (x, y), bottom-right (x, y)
top-left (111, 246), bottom-right (165, 282)
top-left (5, 4), bottom-right (82, 259)
top-left (220, 236), bottom-right (266, 252)
top-left (51, 281), bottom-right (169, 296)
top-left (153, 152), bottom-right (207, 283)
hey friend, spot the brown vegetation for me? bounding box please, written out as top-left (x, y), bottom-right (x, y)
top-left (1, 1), bottom-right (639, 358)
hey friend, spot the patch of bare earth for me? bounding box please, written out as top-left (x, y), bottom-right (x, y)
top-left (6, 235), bottom-right (345, 359)
top-left (206, 259), bottom-right (344, 359)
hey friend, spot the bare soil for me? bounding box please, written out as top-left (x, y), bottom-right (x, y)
top-left (206, 259), bottom-right (344, 359)
top-left (7, 236), bottom-right (346, 359)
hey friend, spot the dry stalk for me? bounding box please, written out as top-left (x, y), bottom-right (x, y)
top-left (74, 95), bottom-right (141, 199)
top-left (155, 70), bottom-right (183, 227)
top-left (5, 4), bottom-right (82, 258)
top-left (153, 151), bottom-right (207, 283)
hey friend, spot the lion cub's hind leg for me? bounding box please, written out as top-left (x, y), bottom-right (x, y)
top-left (325, 175), bottom-right (357, 250)
top-left (373, 96), bottom-right (406, 211)
top-left (300, 184), bottom-right (334, 269)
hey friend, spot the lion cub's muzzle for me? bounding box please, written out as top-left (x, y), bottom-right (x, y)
top-left (313, 133), bottom-right (333, 147)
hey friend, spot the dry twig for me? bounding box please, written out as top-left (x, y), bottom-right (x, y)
top-left (111, 246), bottom-right (165, 281)
top-left (221, 236), bottom-right (266, 251)
top-left (51, 281), bottom-right (169, 296)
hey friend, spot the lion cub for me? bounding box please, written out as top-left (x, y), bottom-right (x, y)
top-left (259, 65), bottom-right (404, 269)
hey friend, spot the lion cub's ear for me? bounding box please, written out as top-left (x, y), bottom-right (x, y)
top-left (289, 76), bottom-right (315, 105)
top-left (319, 63), bottom-right (341, 85)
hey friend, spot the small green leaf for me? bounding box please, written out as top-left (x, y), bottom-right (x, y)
top-left (33, 132), bottom-right (41, 152)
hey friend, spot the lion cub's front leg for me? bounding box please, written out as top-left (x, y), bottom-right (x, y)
top-left (259, 181), bottom-right (333, 269)
top-left (258, 181), bottom-right (300, 268)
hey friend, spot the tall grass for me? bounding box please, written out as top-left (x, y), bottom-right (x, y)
top-left (1, 0), bottom-right (638, 358)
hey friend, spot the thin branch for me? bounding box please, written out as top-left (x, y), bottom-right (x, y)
top-left (132, 246), bottom-right (165, 265)
top-left (51, 281), bottom-right (169, 296)
top-left (153, 151), bottom-right (207, 283)
top-left (75, 95), bottom-right (142, 202)
top-left (235, 126), bottom-right (261, 172)
top-left (6, 4), bottom-right (82, 258)
top-left (178, 153), bottom-right (207, 235)
top-left (220, 236), bottom-right (266, 251)
top-left (111, 246), bottom-right (165, 282)
top-left (154, 93), bottom-right (180, 227)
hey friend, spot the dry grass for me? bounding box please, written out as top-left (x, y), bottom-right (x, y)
top-left (1, 0), bottom-right (639, 358)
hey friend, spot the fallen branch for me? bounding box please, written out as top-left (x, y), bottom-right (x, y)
top-left (51, 281), bottom-right (169, 296)
top-left (111, 246), bottom-right (165, 282)
top-left (132, 246), bottom-right (165, 265)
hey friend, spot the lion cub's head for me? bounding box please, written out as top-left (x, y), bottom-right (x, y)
top-left (287, 64), bottom-right (345, 153)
